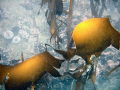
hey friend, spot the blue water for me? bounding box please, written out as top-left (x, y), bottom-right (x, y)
top-left (0, 0), bottom-right (120, 90)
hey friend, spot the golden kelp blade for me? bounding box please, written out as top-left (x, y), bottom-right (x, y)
top-left (90, 55), bottom-right (98, 84)
top-left (106, 64), bottom-right (120, 77)
top-left (45, 62), bottom-right (61, 77)
top-left (90, 55), bottom-right (98, 90)
top-left (41, 51), bottom-right (64, 68)
top-left (0, 51), bottom-right (63, 90)
top-left (72, 17), bottom-right (120, 63)
top-left (75, 79), bottom-right (84, 90)
top-left (1, 73), bottom-right (9, 85)
top-left (21, 52), bottom-right (24, 62)
top-left (54, 49), bottom-right (75, 60)
top-left (0, 65), bottom-right (12, 84)
top-left (45, 44), bottom-right (75, 60)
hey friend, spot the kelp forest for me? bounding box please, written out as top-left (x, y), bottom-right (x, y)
top-left (0, 0), bottom-right (120, 90)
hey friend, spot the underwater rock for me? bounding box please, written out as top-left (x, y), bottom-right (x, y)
top-left (3, 30), bottom-right (14, 39)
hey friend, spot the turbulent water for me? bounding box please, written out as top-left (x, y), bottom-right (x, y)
top-left (0, 0), bottom-right (120, 90)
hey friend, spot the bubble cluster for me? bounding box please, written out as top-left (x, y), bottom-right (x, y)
top-left (4, 30), bottom-right (14, 39)
top-left (12, 36), bottom-right (21, 44)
